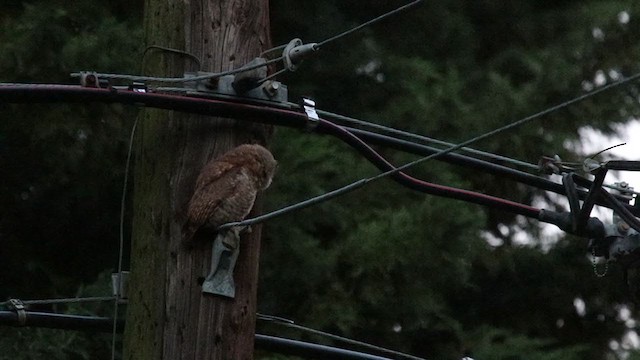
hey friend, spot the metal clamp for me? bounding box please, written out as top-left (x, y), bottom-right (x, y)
top-left (184, 72), bottom-right (288, 104)
top-left (302, 98), bottom-right (319, 130)
top-left (283, 38), bottom-right (318, 72)
top-left (8, 299), bottom-right (26, 326)
top-left (111, 271), bottom-right (130, 301)
top-left (79, 72), bottom-right (109, 88)
top-left (79, 72), bottom-right (99, 88)
top-left (202, 229), bottom-right (242, 298)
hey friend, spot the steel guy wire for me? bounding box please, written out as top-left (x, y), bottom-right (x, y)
top-left (0, 297), bottom-right (116, 308)
top-left (141, 45), bottom-right (202, 71)
top-left (71, 56), bottom-right (283, 84)
top-left (77, 1), bottom-right (422, 85)
top-left (219, 71), bottom-right (640, 230)
top-left (257, 313), bottom-right (425, 360)
top-left (111, 117), bottom-right (138, 360)
top-left (316, 0), bottom-right (424, 49)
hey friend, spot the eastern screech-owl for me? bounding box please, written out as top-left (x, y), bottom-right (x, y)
top-left (182, 144), bottom-right (277, 243)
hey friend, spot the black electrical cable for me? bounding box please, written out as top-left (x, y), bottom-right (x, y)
top-left (257, 314), bottom-right (424, 360)
top-left (600, 189), bottom-right (640, 233)
top-left (0, 311), bottom-right (396, 360)
top-left (562, 173), bottom-right (581, 232)
top-left (255, 334), bottom-right (394, 360)
top-left (315, 108), bottom-right (539, 171)
top-left (0, 81), bottom-right (527, 215)
top-left (2, 84), bottom-right (639, 218)
top-left (0, 84), bottom-right (639, 219)
top-left (337, 126), bottom-right (640, 214)
top-left (220, 120), bottom-right (542, 231)
top-left (576, 170), bottom-right (608, 231)
top-left (317, 119), bottom-right (543, 218)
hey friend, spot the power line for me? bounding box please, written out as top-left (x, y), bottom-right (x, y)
top-left (220, 72), bottom-right (640, 230)
top-left (258, 313), bottom-right (425, 360)
top-left (313, 108), bottom-right (640, 195)
top-left (218, 118), bottom-right (542, 232)
top-left (316, 0), bottom-right (423, 48)
top-left (312, 107), bottom-right (539, 171)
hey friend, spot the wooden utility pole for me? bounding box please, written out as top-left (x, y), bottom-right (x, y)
top-left (124, 1), bottom-right (272, 359)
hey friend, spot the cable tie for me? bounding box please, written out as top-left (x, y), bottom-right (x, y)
top-left (128, 82), bottom-right (147, 93)
top-left (8, 299), bottom-right (26, 326)
top-left (301, 97), bottom-right (319, 130)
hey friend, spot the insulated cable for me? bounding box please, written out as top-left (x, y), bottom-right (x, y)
top-left (220, 70), bottom-right (640, 230)
top-left (0, 310), bottom-right (399, 360)
top-left (1, 84), bottom-right (639, 218)
top-left (600, 189), bottom-right (640, 233)
top-left (257, 313), bottom-right (424, 360)
top-left (218, 119), bottom-right (541, 232)
top-left (312, 107), bottom-right (539, 171)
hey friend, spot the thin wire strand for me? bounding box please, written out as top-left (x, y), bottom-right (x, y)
top-left (142, 45), bottom-right (202, 71)
top-left (220, 71), bottom-right (640, 229)
top-left (0, 296), bottom-right (115, 308)
top-left (71, 57), bottom-right (283, 84)
top-left (260, 43), bottom-right (287, 58)
top-left (316, 0), bottom-right (423, 48)
top-left (111, 117), bottom-right (138, 360)
top-left (258, 0), bottom-right (424, 83)
top-left (317, 109), bottom-right (640, 195)
top-left (312, 107), bottom-right (539, 171)
top-left (257, 68), bottom-right (288, 85)
top-left (257, 314), bottom-right (424, 360)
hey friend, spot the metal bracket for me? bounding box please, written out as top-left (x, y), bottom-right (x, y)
top-left (184, 66), bottom-right (288, 104)
top-left (202, 230), bottom-right (241, 298)
top-left (78, 71), bottom-right (109, 88)
top-left (111, 271), bottom-right (130, 302)
top-left (8, 299), bottom-right (26, 326)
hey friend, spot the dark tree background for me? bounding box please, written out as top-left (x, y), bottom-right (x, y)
top-left (1, 0), bottom-right (640, 359)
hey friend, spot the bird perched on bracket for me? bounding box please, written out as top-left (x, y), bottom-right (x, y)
top-left (182, 144), bottom-right (277, 244)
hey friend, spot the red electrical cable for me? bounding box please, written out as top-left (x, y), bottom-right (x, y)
top-left (315, 119), bottom-right (542, 219)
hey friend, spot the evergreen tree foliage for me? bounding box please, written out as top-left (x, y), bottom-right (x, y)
top-left (1, 0), bottom-right (640, 359)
